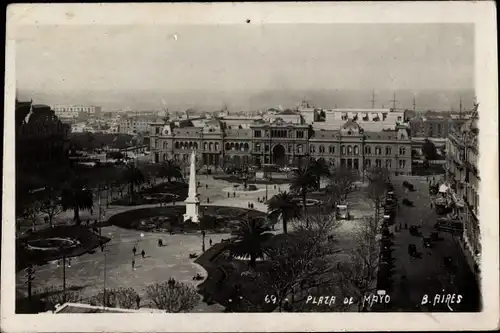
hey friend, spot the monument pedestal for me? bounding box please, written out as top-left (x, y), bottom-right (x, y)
top-left (183, 197), bottom-right (200, 223)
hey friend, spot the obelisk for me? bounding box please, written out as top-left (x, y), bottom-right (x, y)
top-left (183, 150), bottom-right (200, 223)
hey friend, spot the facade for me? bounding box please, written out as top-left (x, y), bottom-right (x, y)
top-left (410, 116), bottom-right (468, 138)
top-left (445, 104), bottom-right (480, 272)
top-left (53, 105), bottom-right (102, 119)
top-left (16, 100), bottom-right (70, 170)
top-left (150, 110), bottom-right (413, 175)
top-left (118, 116), bottom-right (160, 134)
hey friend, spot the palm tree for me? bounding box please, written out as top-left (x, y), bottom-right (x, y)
top-left (159, 159), bottom-right (183, 183)
top-left (61, 178), bottom-right (93, 225)
top-left (229, 217), bottom-right (273, 269)
top-left (267, 192), bottom-right (301, 235)
top-left (308, 158), bottom-right (330, 190)
top-left (289, 167), bottom-right (316, 215)
top-left (122, 164), bottom-right (145, 200)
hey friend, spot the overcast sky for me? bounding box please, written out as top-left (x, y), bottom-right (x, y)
top-left (16, 24), bottom-right (474, 93)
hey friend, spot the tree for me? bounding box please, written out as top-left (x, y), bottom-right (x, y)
top-left (365, 167), bottom-right (390, 222)
top-left (122, 164), bottom-right (145, 200)
top-left (61, 178), bottom-right (93, 224)
top-left (145, 280), bottom-right (200, 312)
top-left (159, 159), bottom-right (183, 183)
top-left (308, 158), bottom-right (330, 190)
top-left (89, 287), bottom-right (139, 309)
top-left (261, 214), bottom-right (340, 312)
top-left (336, 216), bottom-right (381, 311)
top-left (39, 188), bottom-right (63, 227)
top-left (422, 139), bottom-right (438, 165)
top-left (267, 192), bottom-right (301, 234)
top-left (289, 167), bottom-right (316, 216)
top-left (22, 201), bottom-right (42, 232)
top-left (328, 166), bottom-right (358, 201)
top-left (229, 216), bottom-right (273, 269)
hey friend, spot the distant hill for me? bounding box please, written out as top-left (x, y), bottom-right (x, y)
top-left (17, 88), bottom-right (476, 112)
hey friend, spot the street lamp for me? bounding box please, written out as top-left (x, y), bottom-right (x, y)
top-left (57, 245), bottom-right (72, 303)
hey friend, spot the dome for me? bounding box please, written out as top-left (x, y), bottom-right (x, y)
top-left (342, 120), bottom-right (360, 130)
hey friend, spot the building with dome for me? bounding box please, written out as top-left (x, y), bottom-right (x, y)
top-left (445, 103), bottom-right (480, 274)
top-left (149, 108), bottom-right (413, 176)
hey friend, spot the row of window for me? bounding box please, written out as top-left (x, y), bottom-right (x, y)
top-left (156, 140), bottom-right (408, 156)
top-left (253, 129), bottom-right (306, 138)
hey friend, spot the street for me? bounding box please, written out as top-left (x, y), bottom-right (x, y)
top-left (389, 176), bottom-right (480, 311)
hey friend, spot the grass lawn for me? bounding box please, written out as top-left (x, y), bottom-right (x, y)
top-left (110, 181), bottom-right (188, 206)
top-left (107, 205), bottom-right (266, 234)
top-left (16, 225), bottom-right (110, 271)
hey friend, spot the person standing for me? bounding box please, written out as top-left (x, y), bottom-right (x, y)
top-left (141, 250), bottom-right (146, 258)
top-left (135, 294), bottom-right (141, 309)
top-left (133, 246), bottom-right (137, 256)
top-left (132, 258), bottom-right (136, 270)
top-left (209, 239), bottom-right (213, 246)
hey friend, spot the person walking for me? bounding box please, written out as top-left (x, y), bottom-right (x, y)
top-left (133, 246), bottom-right (137, 256)
top-left (132, 258), bottom-right (136, 270)
top-left (141, 250), bottom-right (146, 258)
top-left (209, 239), bottom-right (213, 246)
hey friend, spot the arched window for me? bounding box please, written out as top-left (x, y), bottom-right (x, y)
top-left (298, 144), bottom-right (303, 153)
top-left (385, 146), bottom-right (392, 155)
top-left (365, 159), bottom-right (371, 167)
top-left (365, 146), bottom-right (371, 154)
top-left (209, 142), bottom-right (214, 151)
top-left (231, 142), bottom-right (235, 150)
top-left (353, 145), bottom-right (359, 155)
top-left (310, 145), bottom-right (316, 153)
top-left (244, 143), bottom-right (249, 151)
top-left (340, 145), bottom-right (346, 155)
top-left (204, 142), bottom-right (208, 150)
top-left (225, 143), bottom-right (231, 150)
top-left (385, 159), bottom-right (392, 168)
top-left (399, 147), bottom-right (407, 155)
top-left (193, 142), bottom-right (198, 150)
top-left (375, 146), bottom-right (382, 155)
top-left (215, 143), bottom-right (219, 151)
top-left (240, 143), bottom-right (245, 152)
top-left (319, 145), bottom-right (325, 153)
top-left (347, 145), bottom-right (353, 155)
top-left (175, 142), bottom-right (180, 149)
top-left (329, 145), bottom-right (335, 154)
top-left (375, 159), bottom-right (382, 167)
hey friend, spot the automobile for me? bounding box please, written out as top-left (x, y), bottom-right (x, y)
top-left (422, 237), bottom-right (433, 248)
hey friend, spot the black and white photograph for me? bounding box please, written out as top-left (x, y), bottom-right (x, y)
top-left (2, 2), bottom-right (498, 332)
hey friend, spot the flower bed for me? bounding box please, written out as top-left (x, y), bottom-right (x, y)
top-left (16, 225), bottom-right (110, 271)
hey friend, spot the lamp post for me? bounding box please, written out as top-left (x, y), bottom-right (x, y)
top-left (57, 246), bottom-right (71, 303)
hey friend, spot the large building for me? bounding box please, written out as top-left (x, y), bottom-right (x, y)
top-left (118, 115), bottom-right (161, 135)
top-left (409, 116), bottom-right (468, 139)
top-left (53, 105), bottom-right (102, 119)
top-left (149, 109), bottom-right (413, 175)
top-left (445, 104), bottom-right (480, 273)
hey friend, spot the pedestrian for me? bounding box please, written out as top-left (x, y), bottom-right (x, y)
top-left (158, 238), bottom-right (162, 247)
top-left (209, 239), bottom-right (213, 246)
top-left (132, 258), bottom-right (135, 270)
top-left (207, 197), bottom-right (210, 204)
top-left (141, 250), bottom-right (146, 258)
top-left (67, 258), bottom-right (72, 267)
top-left (206, 184), bottom-right (208, 189)
top-left (233, 192), bottom-right (236, 198)
top-left (227, 192), bottom-right (230, 198)
top-left (133, 246), bottom-right (137, 256)
top-left (136, 294), bottom-right (141, 309)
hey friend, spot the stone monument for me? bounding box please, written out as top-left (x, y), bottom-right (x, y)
top-left (183, 150), bottom-right (200, 223)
